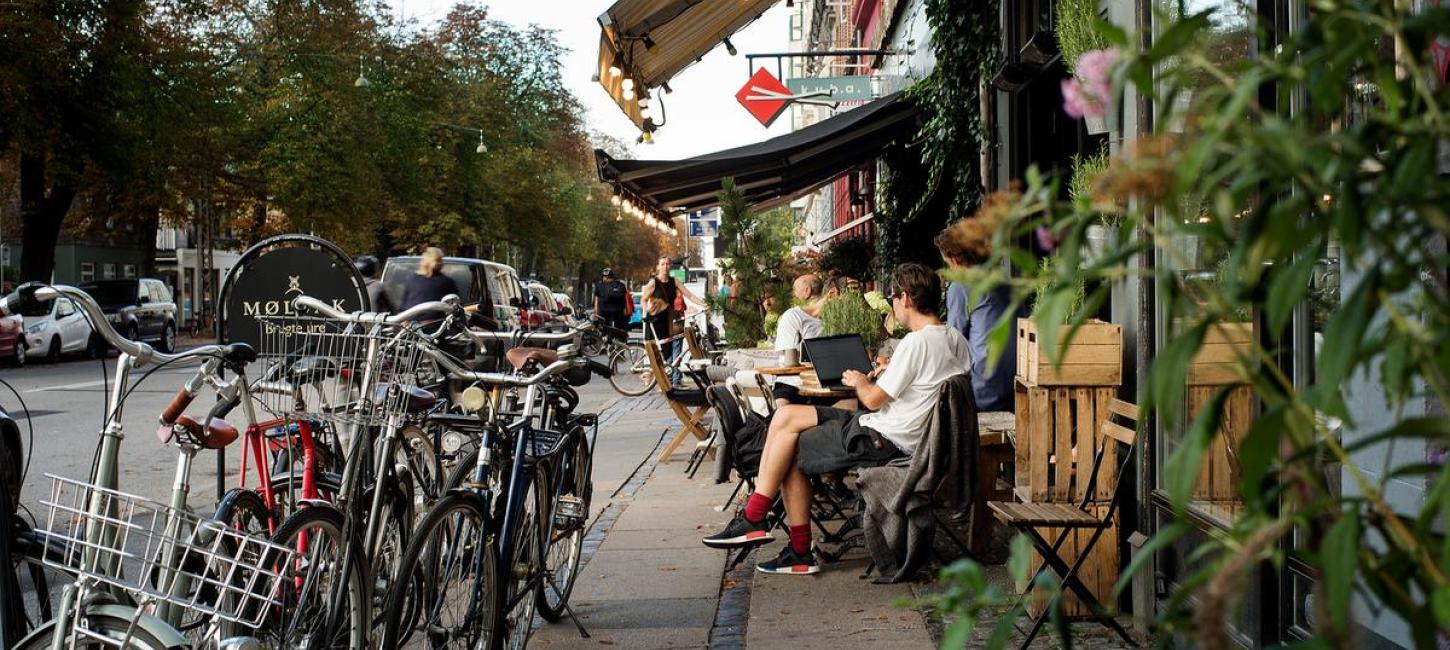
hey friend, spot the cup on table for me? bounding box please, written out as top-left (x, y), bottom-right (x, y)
top-left (779, 348), bottom-right (799, 367)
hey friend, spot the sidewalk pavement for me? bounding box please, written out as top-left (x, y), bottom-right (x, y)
top-left (531, 393), bottom-right (943, 650)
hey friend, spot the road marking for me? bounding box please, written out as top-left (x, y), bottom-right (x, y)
top-left (25, 379), bottom-right (107, 393)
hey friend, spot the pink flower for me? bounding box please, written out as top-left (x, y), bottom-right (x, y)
top-left (1035, 225), bottom-right (1058, 252)
top-left (1062, 49), bottom-right (1120, 119)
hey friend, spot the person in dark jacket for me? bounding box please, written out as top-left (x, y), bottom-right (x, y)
top-left (592, 268), bottom-right (629, 330)
top-left (355, 255), bottom-right (393, 314)
top-left (400, 247), bottom-right (459, 311)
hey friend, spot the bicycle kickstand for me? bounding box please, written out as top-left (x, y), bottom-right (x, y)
top-left (549, 577), bottom-right (592, 639)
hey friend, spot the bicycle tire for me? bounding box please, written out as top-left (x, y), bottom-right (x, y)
top-left (14, 610), bottom-right (176, 649)
top-left (259, 506), bottom-right (368, 649)
top-left (535, 430), bottom-right (591, 622)
top-left (607, 344), bottom-right (655, 397)
top-left (497, 466), bottom-right (546, 650)
top-left (9, 527), bottom-right (69, 636)
top-left (379, 493), bottom-right (498, 649)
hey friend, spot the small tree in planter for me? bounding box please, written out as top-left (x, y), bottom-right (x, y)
top-left (712, 178), bottom-right (793, 348)
top-left (819, 289), bottom-right (886, 353)
top-left (1068, 150), bottom-right (1117, 266)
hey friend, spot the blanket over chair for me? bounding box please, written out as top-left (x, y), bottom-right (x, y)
top-left (856, 374), bottom-right (979, 583)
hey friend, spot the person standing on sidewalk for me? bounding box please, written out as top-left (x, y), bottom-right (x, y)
top-left (592, 268), bottom-right (630, 330)
top-left (355, 255), bottom-right (394, 314)
top-left (400, 247), bottom-right (459, 311)
top-left (641, 257), bottom-right (705, 382)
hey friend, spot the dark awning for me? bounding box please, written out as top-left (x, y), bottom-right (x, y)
top-left (596, 91), bottom-right (919, 214)
top-left (596, 0), bottom-right (777, 130)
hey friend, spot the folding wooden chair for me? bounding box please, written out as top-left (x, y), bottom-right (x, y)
top-left (731, 369), bottom-right (775, 417)
top-left (644, 339), bottom-right (710, 463)
top-left (987, 397), bottom-right (1139, 649)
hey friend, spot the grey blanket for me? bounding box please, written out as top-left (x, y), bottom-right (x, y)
top-left (856, 374), bottom-right (979, 583)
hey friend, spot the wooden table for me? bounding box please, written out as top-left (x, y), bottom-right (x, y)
top-left (796, 371), bottom-right (856, 398)
top-left (756, 365), bottom-right (810, 376)
top-left (973, 411), bottom-right (1018, 554)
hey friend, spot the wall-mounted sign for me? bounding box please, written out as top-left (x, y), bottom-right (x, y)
top-left (786, 75), bottom-right (874, 102)
top-left (735, 67), bottom-right (793, 127)
top-left (688, 212), bottom-right (720, 238)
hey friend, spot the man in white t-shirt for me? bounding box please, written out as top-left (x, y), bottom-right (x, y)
top-left (773, 274), bottom-right (824, 353)
top-left (704, 263), bottom-right (971, 575)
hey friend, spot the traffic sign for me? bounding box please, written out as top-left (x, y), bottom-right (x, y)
top-left (735, 67), bottom-right (792, 127)
top-left (786, 75), bottom-right (873, 101)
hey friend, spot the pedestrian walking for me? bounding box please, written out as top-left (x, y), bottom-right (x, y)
top-left (641, 257), bottom-right (705, 383)
top-left (592, 268), bottom-right (630, 330)
top-left (355, 255), bottom-right (394, 314)
top-left (400, 246), bottom-right (459, 311)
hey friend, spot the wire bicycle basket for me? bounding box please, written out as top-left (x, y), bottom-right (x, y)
top-left (251, 314), bottom-right (433, 429)
top-left (37, 474), bottom-right (296, 629)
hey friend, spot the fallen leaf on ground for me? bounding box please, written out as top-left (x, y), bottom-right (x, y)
top-left (849, 607), bottom-right (864, 613)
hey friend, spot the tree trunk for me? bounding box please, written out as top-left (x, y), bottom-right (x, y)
top-left (139, 204), bottom-right (160, 277)
top-left (18, 153), bottom-right (79, 283)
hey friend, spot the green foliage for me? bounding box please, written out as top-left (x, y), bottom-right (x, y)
top-left (713, 178), bottom-right (793, 348)
top-left (1067, 150), bottom-right (1109, 205)
top-left (934, 2), bottom-right (1450, 645)
top-left (819, 289), bottom-right (885, 351)
top-left (1055, 0), bottom-right (1109, 73)
top-left (816, 236), bottom-right (873, 280)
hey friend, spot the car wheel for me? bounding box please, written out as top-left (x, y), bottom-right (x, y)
top-left (85, 333), bottom-right (105, 359)
top-left (159, 323), bottom-right (176, 353)
top-left (11, 342), bottom-right (25, 367)
top-left (46, 336), bottom-right (60, 363)
top-left (126, 324), bottom-right (139, 342)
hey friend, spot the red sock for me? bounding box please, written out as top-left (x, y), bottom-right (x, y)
top-left (744, 492), bottom-right (773, 523)
top-left (788, 524), bottom-right (811, 554)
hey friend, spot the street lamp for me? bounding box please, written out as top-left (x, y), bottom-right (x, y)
top-left (354, 55), bottom-right (370, 88)
top-left (475, 130), bottom-right (488, 154)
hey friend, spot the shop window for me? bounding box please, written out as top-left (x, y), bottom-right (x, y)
top-left (80, 262), bottom-right (95, 282)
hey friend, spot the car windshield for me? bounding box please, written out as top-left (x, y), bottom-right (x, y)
top-left (78, 281), bottom-right (136, 309)
top-left (16, 301), bottom-right (51, 317)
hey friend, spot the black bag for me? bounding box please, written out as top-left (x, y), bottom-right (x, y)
top-left (730, 412), bottom-right (770, 478)
top-left (600, 280), bottom-right (626, 305)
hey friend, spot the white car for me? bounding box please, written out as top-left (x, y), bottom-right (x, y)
top-left (19, 296), bottom-right (100, 361)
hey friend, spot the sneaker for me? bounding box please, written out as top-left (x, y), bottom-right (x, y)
top-left (702, 512), bottom-right (774, 548)
top-left (756, 545), bottom-right (819, 575)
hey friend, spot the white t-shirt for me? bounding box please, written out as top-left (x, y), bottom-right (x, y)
top-left (859, 324), bottom-right (972, 455)
top-left (774, 307), bottom-right (823, 352)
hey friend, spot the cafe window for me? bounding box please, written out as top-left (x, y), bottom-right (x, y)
top-left (80, 262), bottom-right (95, 283)
top-left (102, 263), bottom-right (116, 280)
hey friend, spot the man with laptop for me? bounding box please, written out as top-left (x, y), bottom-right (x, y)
top-left (704, 263), bottom-right (971, 575)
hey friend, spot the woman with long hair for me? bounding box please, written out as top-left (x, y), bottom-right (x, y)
top-left (400, 247), bottom-right (460, 310)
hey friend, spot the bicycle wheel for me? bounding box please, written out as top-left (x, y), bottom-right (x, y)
top-left (497, 467), bottom-right (546, 650)
top-left (379, 493), bottom-right (497, 649)
top-left (14, 610), bottom-right (175, 649)
top-left (262, 471), bottom-right (342, 523)
top-left (9, 527), bottom-right (69, 635)
top-left (607, 344), bottom-right (655, 396)
top-left (361, 479), bottom-right (413, 623)
top-left (536, 431), bottom-right (591, 622)
top-left (258, 506), bottom-right (368, 649)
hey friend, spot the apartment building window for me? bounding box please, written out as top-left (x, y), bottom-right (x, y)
top-left (123, 264), bottom-right (137, 279)
top-left (80, 262), bottom-right (95, 282)
top-left (103, 263), bottom-right (116, 279)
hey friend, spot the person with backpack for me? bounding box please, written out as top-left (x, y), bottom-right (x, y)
top-left (593, 268), bottom-right (630, 330)
top-left (355, 255), bottom-right (394, 314)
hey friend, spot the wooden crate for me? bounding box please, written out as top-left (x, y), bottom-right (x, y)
top-left (1013, 382), bottom-right (1119, 504)
top-left (1022, 504), bottom-right (1119, 618)
top-left (1187, 384), bottom-right (1254, 516)
top-left (1016, 319), bottom-right (1123, 387)
top-left (1187, 322), bottom-right (1255, 386)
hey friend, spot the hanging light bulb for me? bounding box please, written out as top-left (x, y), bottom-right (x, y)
top-left (354, 56), bottom-right (370, 88)
top-left (622, 87), bottom-right (635, 101)
top-left (622, 78), bottom-right (635, 91)
top-left (640, 105), bottom-right (652, 121)
top-left (608, 65), bottom-right (622, 78)
top-left (475, 130), bottom-right (487, 154)
top-left (610, 194), bottom-right (621, 206)
top-left (637, 97), bottom-right (650, 108)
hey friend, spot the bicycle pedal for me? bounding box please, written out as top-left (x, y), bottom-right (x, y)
top-left (554, 495), bottom-right (586, 526)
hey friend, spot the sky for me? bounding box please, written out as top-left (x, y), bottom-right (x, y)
top-left (399, 0), bottom-right (795, 160)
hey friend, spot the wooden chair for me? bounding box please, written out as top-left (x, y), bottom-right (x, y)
top-left (987, 398), bottom-right (1139, 649)
top-left (731, 370), bottom-right (775, 417)
top-left (643, 339), bottom-right (710, 463)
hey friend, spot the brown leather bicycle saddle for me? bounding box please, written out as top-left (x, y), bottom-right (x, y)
top-left (370, 383), bottom-right (439, 414)
top-left (506, 347), bottom-right (558, 370)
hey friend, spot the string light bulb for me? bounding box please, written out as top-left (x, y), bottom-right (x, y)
top-left (610, 195), bottom-right (621, 206)
top-left (622, 78), bottom-right (635, 91)
top-left (622, 87), bottom-right (635, 101)
top-left (475, 130), bottom-right (487, 154)
top-left (609, 65), bottom-right (622, 78)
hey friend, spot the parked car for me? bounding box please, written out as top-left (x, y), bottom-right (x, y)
top-left (77, 278), bottom-right (178, 353)
top-left (0, 314), bottom-right (25, 366)
top-left (382, 256), bottom-right (523, 331)
top-left (19, 295), bottom-right (100, 362)
top-left (552, 292), bottom-right (577, 320)
top-left (482, 261), bottom-right (526, 331)
top-left (521, 282), bottom-right (557, 329)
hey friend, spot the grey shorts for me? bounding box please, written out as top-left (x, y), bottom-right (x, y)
top-left (796, 407), bottom-right (904, 475)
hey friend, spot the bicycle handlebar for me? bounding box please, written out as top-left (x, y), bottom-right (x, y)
top-left (292, 294), bottom-right (455, 324)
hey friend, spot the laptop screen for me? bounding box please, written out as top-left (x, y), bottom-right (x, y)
top-left (803, 334), bottom-right (873, 386)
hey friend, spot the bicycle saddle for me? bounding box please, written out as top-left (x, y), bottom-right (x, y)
top-left (288, 356), bottom-right (338, 385)
top-left (371, 383), bottom-right (439, 414)
top-left (505, 347), bottom-right (558, 370)
top-left (220, 342), bottom-right (257, 365)
top-left (157, 414), bottom-right (239, 450)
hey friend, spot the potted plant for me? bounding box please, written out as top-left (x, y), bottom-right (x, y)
top-left (1055, 0), bottom-right (1113, 133)
top-left (819, 289), bottom-right (886, 355)
top-left (1069, 150), bottom-right (1116, 267)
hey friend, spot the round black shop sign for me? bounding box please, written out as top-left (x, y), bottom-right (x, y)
top-left (219, 236), bottom-right (366, 347)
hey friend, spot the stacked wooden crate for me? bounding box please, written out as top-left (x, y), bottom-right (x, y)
top-left (1185, 322), bottom-right (1255, 521)
top-left (1013, 319), bottom-right (1123, 617)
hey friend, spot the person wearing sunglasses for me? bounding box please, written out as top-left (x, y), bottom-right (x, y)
top-left (703, 263), bottom-right (970, 575)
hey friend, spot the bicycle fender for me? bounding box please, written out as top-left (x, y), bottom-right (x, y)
top-left (15, 603), bottom-right (190, 649)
